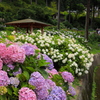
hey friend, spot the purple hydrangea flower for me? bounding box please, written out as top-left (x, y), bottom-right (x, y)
top-left (13, 68), bottom-right (22, 76)
top-left (47, 86), bottom-right (67, 100)
top-left (0, 70), bottom-right (10, 86)
top-left (45, 79), bottom-right (56, 90)
top-left (9, 77), bottom-right (20, 87)
top-left (61, 71), bottom-right (74, 83)
top-left (21, 44), bottom-right (35, 56)
top-left (68, 86), bottom-right (76, 96)
top-left (7, 63), bottom-right (15, 70)
top-left (42, 54), bottom-right (54, 70)
top-left (29, 72), bottom-right (46, 90)
top-left (37, 54), bottom-right (54, 70)
top-left (35, 87), bottom-right (49, 100)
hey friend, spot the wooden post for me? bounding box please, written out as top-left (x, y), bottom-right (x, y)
top-left (26, 27), bottom-right (29, 33)
top-left (15, 26), bottom-right (17, 33)
top-left (30, 24), bottom-right (33, 34)
top-left (41, 27), bottom-right (44, 34)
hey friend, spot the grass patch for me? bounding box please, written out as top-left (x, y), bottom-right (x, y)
top-left (87, 42), bottom-right (100, 54)
top-left (91, 66), bottom-right (98, 100)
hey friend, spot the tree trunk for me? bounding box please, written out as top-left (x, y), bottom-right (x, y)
top-left (0, 0), bottom-right (2, 2)
top-left (30, 0), bottom-right (32, 4)
top-left (98, 7), bottom-right (100, 17)
top-left (91, 5), bottom-right (95, 29)
top-left (57, 0), bottom-right (60, 30)
top-left (46, 0), bottom-right (48, 6)
top-left (68, 3), bottom-right (71, 23)
top-left (85, 0), bottom-right (91, 41)
top-left (35, 0), bottom-right (37, 4)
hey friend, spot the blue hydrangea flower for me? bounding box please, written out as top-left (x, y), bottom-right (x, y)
top-left (35, 87), bottom-right (49, 100)
top-left (47, 86), bottom-right (67, 100)
top-left (68, 85), bottom-right (76, 96)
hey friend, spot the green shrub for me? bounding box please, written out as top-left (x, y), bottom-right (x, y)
top-left (63, 20), bottom-right (73, 29)
top-left (5, 26), bottom-right (15, 31)
top-left (89, 33), bottom-right (100, 43)
top-left (93, 18), bottom-right (100, 29)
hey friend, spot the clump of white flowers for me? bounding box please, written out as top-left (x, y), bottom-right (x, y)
top-left (11, 30), bottom-right (94, 76)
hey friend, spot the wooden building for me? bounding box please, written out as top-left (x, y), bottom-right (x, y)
top-left (6, 18), bottom-right (51, 34)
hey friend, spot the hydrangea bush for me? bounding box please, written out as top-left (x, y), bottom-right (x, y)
top-left (11, 30), bottom-right (94, 76)
top-left (0, 42), bottom-right (76, 100)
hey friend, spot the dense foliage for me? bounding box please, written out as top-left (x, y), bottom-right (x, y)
top-left (0, 0), bottom-right (100, 29)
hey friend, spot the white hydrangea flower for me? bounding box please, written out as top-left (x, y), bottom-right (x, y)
top-left (74, 52), bottom-right (78, 55)
top-left (75, 68), bottom-right (78, 74)
top-left (54, 59), bottom-right (58, 62)
top-left (69, 59), bottom-right (72, 62)
top-left (51, 48), bottom-right (53, 51)
top-left (81, 69), bottom-right (84, 71)
top-left (84, 70), bottom-right (88, 74)
top-left (45, 43), bottom-right (50, 47)
top-left (77, 49), bottom-right (82, 52)
top-left (45, 49), bottom-right (48, 52)
top-left (65, 52), bottom-right (68, 55)
top-left (40, 44), bottom-right (44, 47)
top-left (36, 38), bottom-right (39, 40)
top-left (78, 72), bottom-right (82, 76)
top-left (68, 54), bottom-right (75, 58)
top-left (62, 59), bottom-right (66, 63)
top-left (90, 57), bottom-right (94, 62)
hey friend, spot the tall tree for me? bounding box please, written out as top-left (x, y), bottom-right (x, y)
top-left (30, 0), bottom-right (32, 4)
top-left (35, 0), bottom-right (37, 4)
top-left (46, 0), bottom-right (48, 6)
top-left (85, 0), bottom-right (91, 40)
top-left (57, 0), bottom-right (60, 29)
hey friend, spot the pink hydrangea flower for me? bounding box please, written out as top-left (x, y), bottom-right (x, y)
top-left (19, 87), bottom-right (37, 100)
top-left (1, 44), bottom-right (26, 64)
top-left (61, 71), bottom-right (74, 83)
top-left (0, 43), bottom-right (7, 58)
top-left (7, 44), bottom-right (26, 63)
top-left (45, 68), bottom-right (59, 78)
top-left (0, 70), bottom-right (10, 86)
top-left (0, 58), bottom-right (3, 70)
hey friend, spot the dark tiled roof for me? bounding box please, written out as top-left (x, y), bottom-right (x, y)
top-left (6, 18), bottom-right (51, 28)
